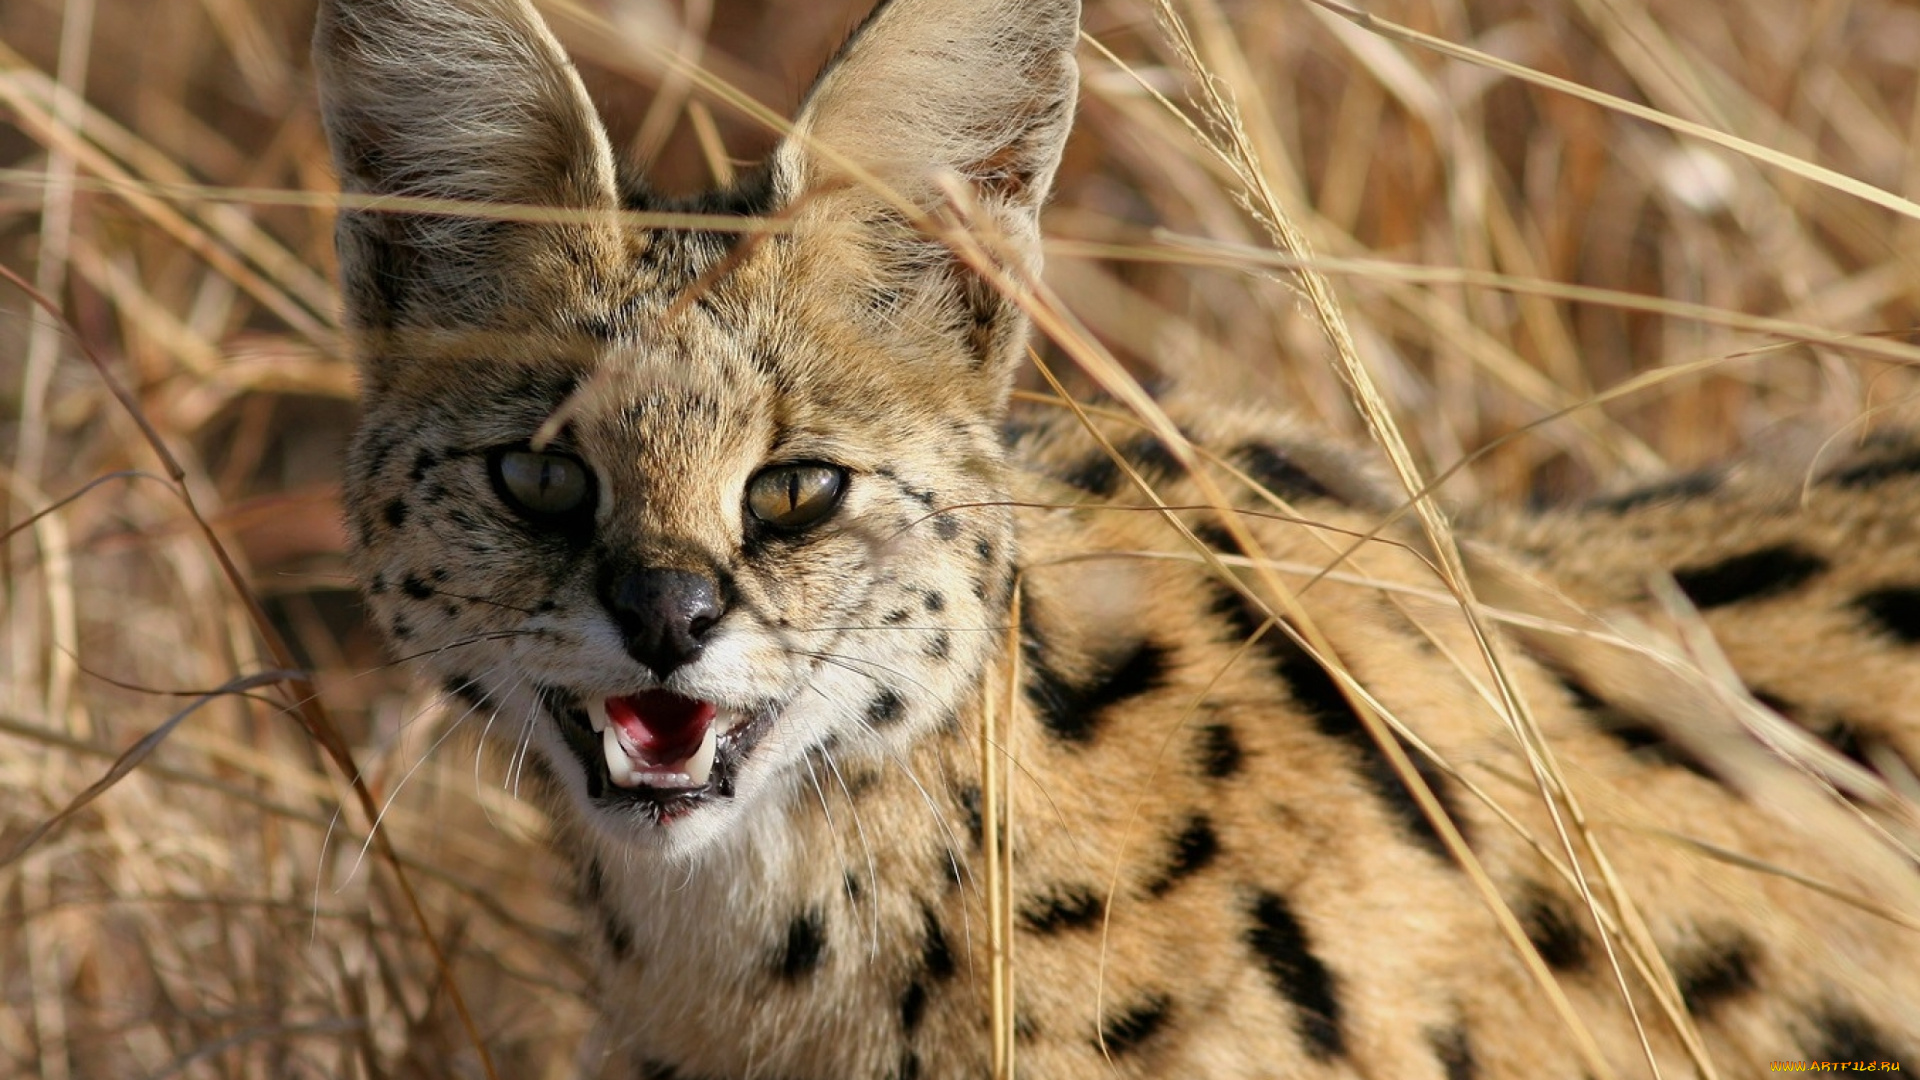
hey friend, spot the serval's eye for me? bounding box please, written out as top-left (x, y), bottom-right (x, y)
top-left (491, 449), bottom-right (595, 521)
top-left (747, 464), bottom-right (847, 530)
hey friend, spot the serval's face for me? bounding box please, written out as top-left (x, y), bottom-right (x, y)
top-left (316, 0), bottom-right (1078, 858)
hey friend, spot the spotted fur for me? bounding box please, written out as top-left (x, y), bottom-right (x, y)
top-left (318, 0), bottom-right (1920, 1076)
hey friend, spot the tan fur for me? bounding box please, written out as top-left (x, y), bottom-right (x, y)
top-left (317, 0), bottom-right (1920, 1076)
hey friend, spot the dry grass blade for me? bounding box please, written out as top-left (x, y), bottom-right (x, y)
top-left (8, 0), bottom-right (1920, 1073)
top-left (0, 668), bottom-right (303, 870)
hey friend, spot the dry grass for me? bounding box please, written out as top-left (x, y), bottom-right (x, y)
top-left (6, 0), bottom-right (1920, 1075)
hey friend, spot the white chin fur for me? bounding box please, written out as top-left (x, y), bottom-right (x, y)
top-left (601, 717), bottom-right (720, 791)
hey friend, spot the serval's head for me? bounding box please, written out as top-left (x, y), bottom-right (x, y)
top-left (316, 0), bottom-right (1080, 858)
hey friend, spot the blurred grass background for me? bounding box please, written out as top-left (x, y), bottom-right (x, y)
top-left (5, 0), bottom-right (1920, 1075)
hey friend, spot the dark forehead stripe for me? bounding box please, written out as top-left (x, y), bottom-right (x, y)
top-left (1212, 585), bottom-right (1468, 857)
top-left (1855, 586), bottom-right (1920, 643)
top-left (1245, 890), bottom-right (1346, 1059)
top-left (1671, 544), bottom-right (1829, 610)
top-left (1096, 992), bottom-right (1173, 1056)
top-left (1672, 927), bottom-right (1761, 1017)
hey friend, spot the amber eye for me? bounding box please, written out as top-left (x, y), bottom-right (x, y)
top-left (747, 464), bottom-right (847, 530)
top-left (491, 449), bottom-right (595, 520)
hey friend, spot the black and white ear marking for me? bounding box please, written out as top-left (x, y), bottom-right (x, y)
top-left (314, 0), bottom-right (623, 336)
top-left (781, 0), bottom-right (1082, 219)
top-left (772, 0), bottom-right (1083, 389)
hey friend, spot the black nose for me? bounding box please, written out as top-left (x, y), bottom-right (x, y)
top-left (603, 568), bottom-right (725, 679)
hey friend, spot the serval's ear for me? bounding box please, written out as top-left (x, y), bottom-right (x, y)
top-left (314, 0), bottom-right (623, 344)
top-left (773, 0), bottom-right (1082, 393)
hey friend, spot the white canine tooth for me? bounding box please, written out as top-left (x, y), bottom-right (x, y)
top-left (603, 724), bottom-right (637, 788)
top-left (587, 698), bottom-right (610, 734)
top-left (685, 722), bottom-right (719, 788)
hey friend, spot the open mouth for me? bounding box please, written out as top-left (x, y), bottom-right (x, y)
top-left (550, 689), bottom-right (771, 820)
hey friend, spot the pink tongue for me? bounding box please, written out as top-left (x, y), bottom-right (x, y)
top-left (606, 691), bottom-right (717, 768)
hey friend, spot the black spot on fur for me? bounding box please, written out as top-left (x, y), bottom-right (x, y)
top-left (1144, 814), bottom-right (1220, 896)
top-left (924, 591), bottom-right (946, 613)
top-left (603, 910), bottom-right (633, 960)
top-left (1558, 674), bottom-right (1722, 782)
top-left (927, 632), bottom-right (952, 660)
top-left (866, 689), bottom-right (906, 729)
top-left (885, 608), bottom-right (913, 625)
top-left (441, 675), bottom-right (487, 710)
top-left (1121, 434), bottom-right (1182, 484)
top-left (1807, 1004), bottom-right (1907, 1061)
top-left (889, 1050), bottom-right (922, 1080)
top-left (1097, 993), bottom-right (1172, 1056)
top-left (878, 468), bottom-right (939, 509)
top-left (1587, 471), bottom-right (1720, 513)
top-left (1246, 890), bottom-right (1345, 1059)
top-left (1024, 627), bottom-right (1172, 745)
top-left (919, 918), bottom-right (955, 987)
top-left (1856, 586), bottom-right (1920, 643)
top-left (1827, 445), bottom-right (1920, 489)
top-left (1236, 442), bottom-right (1336, 502)
top-left (1215, 585), bottom-right (1464, 855)
top-left (383, 498), bottom-right (408, 528)
top-left (1020, 885), bottom-right (1104, 935)
top-left (1061, 434), bottom-right (1183, 497)
top-left (1430, 1026), bottom-right (1476, 1080)
top-left (1193, 522), bottom-right (1247, 557)
top-left (1756, 690), bottom-right (1884, 774)
top-left (577, 858), bottom-right (606, 905)
top-left (900, 980), bottom-right (929, 1032)
top-left (1671, 544), bottom-right (1829, 610)
top-left (895, 905), bottom-right (954, 1016)
top-left (639, 1061), bottom-right (688, 1080)
top-left (777, 909), bottom-right (828, 980)
top-left (360, 430), bottom-right (396, 479)
top-left (1517, 884), bottom-right (1591, 972)
top-left (933, 513), bottom-right (962, 541)
top-left (401, 575), bottom-right (433, 600)
top-left (958, 784), bottom-right (983, 846)
top-left (408, 448), bottom-right (438, 483)
top-left (1061, 452), bottom-right (1119, 496)
top-left (1196, 722), bottom-right (1245, 779)
top-left (1673, 929), bottom-right (1760, 1016)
